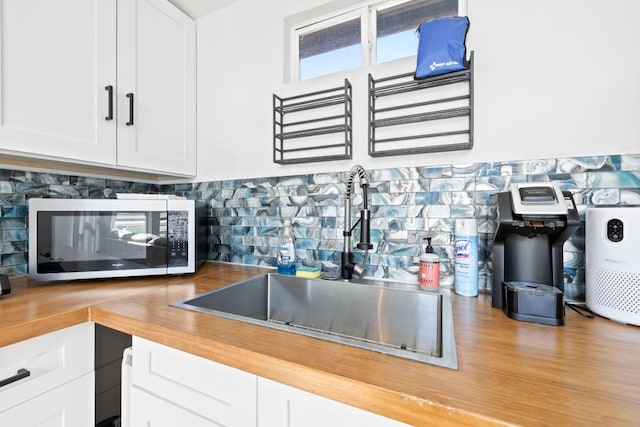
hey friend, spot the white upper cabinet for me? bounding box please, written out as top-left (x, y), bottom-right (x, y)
top-left (0, 0), bottom-right (117, 164)
top-left (0, 0), bottom-right (196, 177)
top-left (116, 0), bottom-right (196, 176)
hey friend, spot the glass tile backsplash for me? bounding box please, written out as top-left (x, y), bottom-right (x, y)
top-left (3, 154), bottom-right (639, 300)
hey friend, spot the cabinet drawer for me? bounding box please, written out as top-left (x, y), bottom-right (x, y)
top-left (132, 337), bottom-right (256, 426)
top-left (0, 372), bottom-right (94, 427)
top-left (0, 322), bottom-right (94, 413)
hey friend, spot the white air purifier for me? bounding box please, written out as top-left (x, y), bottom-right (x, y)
top-left (585, 206), bottom-right (640, 326)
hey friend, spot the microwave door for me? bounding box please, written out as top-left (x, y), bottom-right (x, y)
top-left (39, 210), bottom-right (168, 274)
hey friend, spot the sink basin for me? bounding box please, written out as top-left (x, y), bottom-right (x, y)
top-left (171, 273), bottom-right (457, 369)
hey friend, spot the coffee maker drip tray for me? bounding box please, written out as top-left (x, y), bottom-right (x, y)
top-left (503, 281), bottom-right (564, 326)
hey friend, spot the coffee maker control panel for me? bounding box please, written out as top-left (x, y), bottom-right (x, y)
top-left (519, 186), bottom-right (556, 203)
top-left (510, 183), bottom-right (568, 216)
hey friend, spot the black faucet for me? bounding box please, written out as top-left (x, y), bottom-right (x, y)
top-left (340, 165), bottom-right (373, 280)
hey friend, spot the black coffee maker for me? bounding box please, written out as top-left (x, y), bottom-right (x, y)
top-left (491, 183), bottom-right (580, 325)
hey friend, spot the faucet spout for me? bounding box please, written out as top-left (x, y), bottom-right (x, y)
top-left (341, 165), bottom-right (373, 280)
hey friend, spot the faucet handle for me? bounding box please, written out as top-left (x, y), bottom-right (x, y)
top-left (352, 263), bottom-right (366, 278)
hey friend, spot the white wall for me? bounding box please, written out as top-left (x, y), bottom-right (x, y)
top-left (195, 0), bottom-right (640, 182)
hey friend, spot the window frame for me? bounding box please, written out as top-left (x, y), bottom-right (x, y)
top-left (289, 0), bottom-right (465, 82)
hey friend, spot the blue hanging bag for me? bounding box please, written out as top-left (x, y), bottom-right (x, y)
top-left (415, 16), bottom-right (470, 79)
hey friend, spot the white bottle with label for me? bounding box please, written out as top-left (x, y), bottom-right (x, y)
top-left (454, 218), bottom-right (478, 296)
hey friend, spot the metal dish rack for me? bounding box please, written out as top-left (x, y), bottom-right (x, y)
top-left (368, 51), bottom-right (474, 157)
top-left (273, 79), bottom-right (352, 164)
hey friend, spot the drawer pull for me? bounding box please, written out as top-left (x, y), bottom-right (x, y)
top-left (0, 368), bottom-right (31, 388)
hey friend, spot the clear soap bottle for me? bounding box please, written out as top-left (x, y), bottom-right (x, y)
top-left (277, 221), bottom-right (296, 275)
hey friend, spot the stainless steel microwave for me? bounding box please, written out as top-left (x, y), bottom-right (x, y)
top-left (28, 197), bottom-right (207, 281)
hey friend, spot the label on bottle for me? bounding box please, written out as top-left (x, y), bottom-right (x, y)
top-left (277, 244), bottom-right (293, 265)
top-left (277, 241), bottom-right (296, 275)
top-left (454, 235), bottom-right (478, 296)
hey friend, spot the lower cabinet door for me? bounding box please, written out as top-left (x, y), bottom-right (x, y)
top-left (130, 386), bottom-right (222, 427)
top-left (131, 337), bottom-right (257, 426)
top-left (0, 372), bottom-right (94, 427)
top-left (257, 377), bottom-right (410, 427)
top-left (0, 322), bottom-right (94, 413)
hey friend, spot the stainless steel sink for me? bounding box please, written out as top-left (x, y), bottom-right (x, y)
top-left (171, 273), bottom-right (457, 369)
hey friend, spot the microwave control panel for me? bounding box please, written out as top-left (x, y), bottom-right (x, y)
top-left (167, 210), bottom-right (189, 266)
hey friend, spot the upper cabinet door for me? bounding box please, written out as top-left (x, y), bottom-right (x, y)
top-left (116, 0), bottom-right (196, 177)
top-left (0, 0), bottom-right (117, 164)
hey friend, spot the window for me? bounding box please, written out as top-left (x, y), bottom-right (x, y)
top-left (299, 15), bottom-right (362, 81)
top-left (376, 0), bottom-right (458, 64)
top-left (293, 0), bottom-right (459, 81)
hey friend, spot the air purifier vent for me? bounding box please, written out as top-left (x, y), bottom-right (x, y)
top-left (590, 268), bottom-right (640, 313)
top-left (586, 206), bottom-right (640, 326)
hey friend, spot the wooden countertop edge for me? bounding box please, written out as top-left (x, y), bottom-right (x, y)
top-left (0, 308), bottom-right (89, 348)
top-left (89, 304), bottom-right (508, 427)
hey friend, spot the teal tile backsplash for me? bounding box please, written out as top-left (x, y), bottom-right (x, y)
top-left (2, 153), bottom-right (639, 301)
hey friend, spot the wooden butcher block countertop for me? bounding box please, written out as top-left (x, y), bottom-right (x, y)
top-left (1, 262), bottom-right (638, 426)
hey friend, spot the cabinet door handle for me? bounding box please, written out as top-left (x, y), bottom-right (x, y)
top-left (0, 368), bottom-right (31, 388)
top-left (104, 85), bottom-right (114, 120)
top-left (126, 93), bottom-right (134, 126)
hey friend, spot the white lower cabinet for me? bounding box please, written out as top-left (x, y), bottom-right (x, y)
top-left (257, 377), bottom-right (410, 427)
top-left (0, 373), bottom-right (94, 427)
top-left (0, 322), bottom-right (95, 427)
top-left (130, 337), bottom-right (410, 427)
top-left (130, 337), bottom-right (257, 426)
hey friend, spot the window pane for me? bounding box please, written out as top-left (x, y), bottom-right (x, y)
top-left (377, 0), bottom-right (458, 64)
top-left (299, 17), bottom-right (361, 80)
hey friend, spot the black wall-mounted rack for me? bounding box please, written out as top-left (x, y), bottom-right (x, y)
top-left (273, 79), bottom-right (352, 164)
top-left (368, 51), bottom-right (474, 157)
